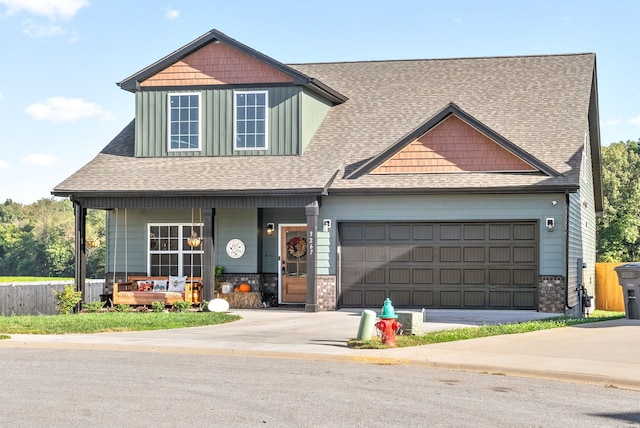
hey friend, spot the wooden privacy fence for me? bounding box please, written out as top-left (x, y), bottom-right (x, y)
top-left (595, 262), bottom-right (627, 311)
top-left (0, 280), bottom-right (105, 316)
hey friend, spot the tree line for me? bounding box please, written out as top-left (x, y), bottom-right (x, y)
top-left (0, 198), bottom-right (105, 278)
top-left (0, 139), bottom-right (638, 278)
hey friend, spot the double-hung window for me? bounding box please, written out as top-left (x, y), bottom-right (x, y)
top-left (168, 93), bottom-right (201, 151)
top-left (234, 90), bottom-right (268, 150)
top-left (148, 224), bottom-right (203, 277)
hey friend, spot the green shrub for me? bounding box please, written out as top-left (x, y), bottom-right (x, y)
top-left (151, 301), bottom-right (166, 312)
top-left (172, 300), bottom-right (191, 312)
top-left (114, 304), bottom-right (133, 312)
top-left (83, 300), bottom-right (105, 313)
top-left (52, 285), bottom-right (82, 315)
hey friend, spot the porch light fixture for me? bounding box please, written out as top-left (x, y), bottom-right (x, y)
top-left (187, 208), bottom-right (202, 248)
top-left (266, 223), bottom-right (275, 236)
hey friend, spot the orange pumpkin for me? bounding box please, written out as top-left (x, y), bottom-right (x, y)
top-left (239, 283), bottom-right (251, 293)
top-left (234, 286), bottom-right (240, 292)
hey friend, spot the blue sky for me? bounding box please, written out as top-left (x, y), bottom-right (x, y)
top-left (1, 0), bottom-right (638, 204)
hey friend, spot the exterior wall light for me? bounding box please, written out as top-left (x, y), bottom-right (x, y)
top-left (266, 223), bottom-right (275, 236)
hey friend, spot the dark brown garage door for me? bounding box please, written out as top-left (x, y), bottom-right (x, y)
top-left (339, 222), bottom-right (538, 309)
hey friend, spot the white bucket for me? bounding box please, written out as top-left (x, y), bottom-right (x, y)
top-left (221, 283), bottom-right (234, 294)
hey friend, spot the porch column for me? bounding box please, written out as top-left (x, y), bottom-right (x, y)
top-left (202, 208), bottom-right (215, 301)
top-left (73, 201), bottom-right (87, 311)
top-left (305, 201), bottom-right (319, 312)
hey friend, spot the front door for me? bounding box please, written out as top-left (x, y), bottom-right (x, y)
top-left (280, 225), bottom-right (307, 303)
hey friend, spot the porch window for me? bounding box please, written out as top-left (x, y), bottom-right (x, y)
top-left (234, 90), bottom-right (268, 150)
top-left (168, 93), bottom-right (201, 151)
top-left (148, 224), bottom-right (203, 277)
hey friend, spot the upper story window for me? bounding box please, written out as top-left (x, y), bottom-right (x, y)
top-left (168, 93), bottom-right (201, 151)
top-left (234, 90), bottom-right (268, 150)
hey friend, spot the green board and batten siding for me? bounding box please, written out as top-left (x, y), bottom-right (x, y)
top-left (135, 87), bottom-right (328, 158)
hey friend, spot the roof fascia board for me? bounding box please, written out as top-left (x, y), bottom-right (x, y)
top-left (116, 29), bottom-right (347, 104)
top-left (328, 184), bottom-right (580, 196)
top-left (588, 59), bottom-right (604, 215)
top-left (348, 102), bottom-right (560, 179)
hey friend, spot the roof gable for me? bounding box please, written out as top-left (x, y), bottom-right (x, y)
top-left (117, 29), bottom-right (347, 104)
top-left (140, 41), bottom-right (295, 87)
top-left (373, 115), bottom-right (537, 174)
top-left (348, 103), bottom-right (559, 179)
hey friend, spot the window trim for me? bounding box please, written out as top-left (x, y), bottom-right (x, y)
top-left (167, 92), bottom-right (202, 152)
top-left (233, 90), bottom-right (269, 151)
top-left (147, 223), bottom-right (204, 277)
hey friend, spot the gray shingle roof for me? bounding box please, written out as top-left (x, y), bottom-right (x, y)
top-left (53, 52), bottom-right (597, 198)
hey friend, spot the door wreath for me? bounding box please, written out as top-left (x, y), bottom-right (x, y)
top-left (287, 236), bottom-right (307, 258)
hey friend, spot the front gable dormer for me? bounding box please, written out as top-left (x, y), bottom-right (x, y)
top-left (117, 29), bottom-right (346, 159)
top-left (349, 103), bottom-right (559, 179)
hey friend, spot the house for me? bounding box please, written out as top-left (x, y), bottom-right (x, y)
top-left (53, 29), bottom-right (603, 315)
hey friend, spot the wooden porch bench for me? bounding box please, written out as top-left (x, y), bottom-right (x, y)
top-left (113, 276), bottom-right (202, 306)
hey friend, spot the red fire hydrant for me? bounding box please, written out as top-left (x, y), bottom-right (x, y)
top-left (375, 298), bottom-right (402, 347)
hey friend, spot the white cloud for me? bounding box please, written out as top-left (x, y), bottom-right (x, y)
top-left (25, 96), bottom-right (113, 123)
top-left (21, 153), bottom-right (60, 167)
top-left (602, 118), bottom-right (621, 127)
top-left (22, 20), bottom-right (66, 37)
top-left (165, 7), bottom-right (179, 20)
top-left (0, 159), bottom-right (9, 169)
top-left (629, 114), bottom-right (640, 126)
top-left (0, 0), bottom-right (89, 20)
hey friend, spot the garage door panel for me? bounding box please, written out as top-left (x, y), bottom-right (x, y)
top-left (342, 268), bottom-right (365, 285)
top-left (389, 268), bottom-right (411, 284)
top-left (514, 247), bottom-right (536, 263)
top-left (365, 247), bottom-right (386, 262)
top-left (413, 290), bottom-right (434, 306)
top-left (364, 225), bottom-right (386, 240)
top-left (365, 269), bottom-right (385, 284)
top-left (412, 247), bottom-right (433, 262)
top-left (412, 224), bottom-right (434, 240)
top-left (489, 269), bottom-right (511, 285)
top-left (339, 221), bottom-right (538, 309)
top-left (412, 269), bottom-right (433, 284)
top-left (389, 224), bottom-right (411, 240)
top-left (342, 247), bottom-right (364, 262)
top-left (464, 290), bottom-right (486, 307)
top-left (440, 247), bottom-right (462, 262)
top-left (514, 269), bottom-right (536, 285)
top-left (464, 269), bottom-right (485, 284)
top-left (440, 290), bottom-right (462, 307)
top-left (464, 247), bottom-right (485, 262)
top-left (389, 247), bottom-right (411, 262)
top-left (342, 290), bottom-right (363, 306)
top-left (440, 269), bottom-right (462, 284)
top-left (389, 290), bottom-right (411, 306)
top-left (513, 290), bottom-right (536, 308)
top-left (364, 290), bottom-right (386, 306)
top-left (490, 291), bottom-right (512, 307)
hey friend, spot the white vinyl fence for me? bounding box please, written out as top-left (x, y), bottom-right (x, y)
top-left (0, 280), bottom-right (105, 316)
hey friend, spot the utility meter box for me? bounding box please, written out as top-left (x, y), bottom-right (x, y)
top-left (396, 311), bottom-right (424, 335)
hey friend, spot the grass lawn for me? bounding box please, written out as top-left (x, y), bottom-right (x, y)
top-left (0, 311), bottom-right (240, 335)
top-left (348, 310), bottom-right (626, 349)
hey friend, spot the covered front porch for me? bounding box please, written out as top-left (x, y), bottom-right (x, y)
top-left (71, 194), bottom-right (335, 312)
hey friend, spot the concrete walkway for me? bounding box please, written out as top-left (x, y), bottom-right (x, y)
top-left (2, 308), bottom-right (639, 391)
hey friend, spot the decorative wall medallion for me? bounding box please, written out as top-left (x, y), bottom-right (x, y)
top-left (226, 238), bottom-right (245, 259)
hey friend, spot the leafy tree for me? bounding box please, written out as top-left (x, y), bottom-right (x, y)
top-left (597, 140), bottom-right (640, 261)
top-left (0, 198), bottom-right (105, 278)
